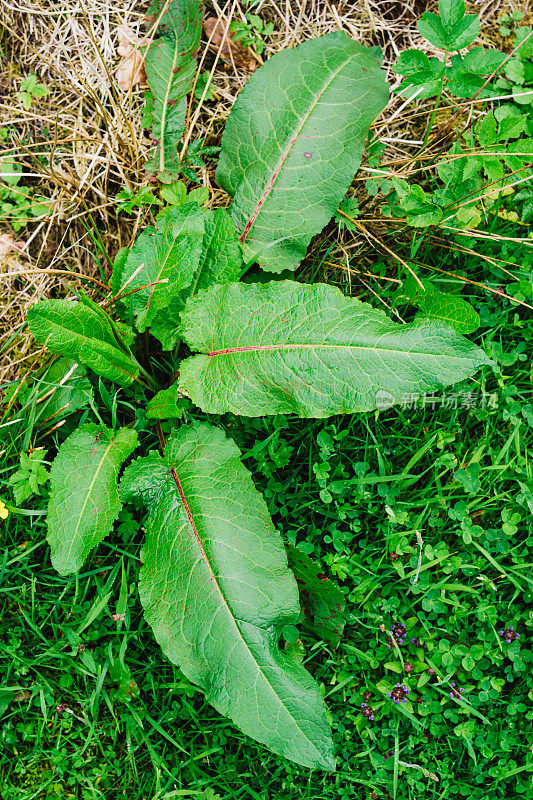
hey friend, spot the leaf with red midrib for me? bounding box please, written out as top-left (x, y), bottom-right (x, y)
top-left (177, 280), bottom-right (492, 418)
top-left (119, 421), bottom-right (335, 770)
top-left (216, 31), bottom-right (389, 272)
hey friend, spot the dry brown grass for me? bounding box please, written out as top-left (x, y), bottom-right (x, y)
top-left (0, 0), bottom-right (525, 381)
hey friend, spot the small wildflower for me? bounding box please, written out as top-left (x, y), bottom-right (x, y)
top-left (499, 626), bottom-right (520, 643)
top-left (448, 682), bottom-right (465, 699)
top-left (389, 551), bottom-right (400, 562)
top-left (423, 731), bottom-right (432, 742)
top-left (404, 662), bottom-right (414, 674)
top-left (363, 689), bottom-right (373, 702)
top-left (112, 613), bottom-right (126, 622)
top-left (386, 623), bottom-right (407, 648)
top-left (410, 637), bottom-right (427, 649)
top-left (387, 683), bottom-right (409, 704)
top-left (0, 500), bottom-right (9, 520)
top-left (361, 704), bottom-right (375, 720)
top-left (427, 667), bottom-right (436, 676)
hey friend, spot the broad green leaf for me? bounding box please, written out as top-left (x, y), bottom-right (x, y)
top-left (498, 115), bottom-right (527, 142)
top-left (394, 51), bottom-right (446, 99)
top-left (475, 112), bottom-right (497, 147)
top-left (120, 422), bottom-right (335, 770)
top-left (217, 31), bottom-right (389, 273)
top-left (286, 546), bottom-right (345, 645)
top-left (150, 208), bottom-right (242, 350)
top-left (146, 387), bottom-right (182, 419)
top-left (27, 300), bottom-right (139, 388)
top-left (47, 424), bottom-right (138, 574)
top-left (447, 49), bottom-right (506, 98)
top-left (418, 11), bottom-right (479, 50)
top-left (446, 14), bottom-right (480, 49)
top-left (514, 26), bottom-right (533, 59)
top-left (415, 293), bottom-right (480, 334)
top-left (417, 13), bottom-right (450, 49)
top-left (439, 0), bottom-right (465, 30)
top-left (120, 203), bottom-right (205, 332)
top-left (393, 181), bottom-right (443, 227)
top-left (191, 208), bottom-right (244, 294)
top-left (144, 0), bottom-right (203, 182)
top-left (78, 291), bottom-right (135, 347)
top-left (178, 281), bottom-right (492, 418)
top-left (111, 247), bottom-right (130, 300)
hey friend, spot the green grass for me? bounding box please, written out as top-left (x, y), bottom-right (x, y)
top-left (1, 224), bottom-right (532, 799)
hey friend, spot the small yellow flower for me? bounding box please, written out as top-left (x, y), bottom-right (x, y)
top-left (0, 500), bottom-right (9, 520)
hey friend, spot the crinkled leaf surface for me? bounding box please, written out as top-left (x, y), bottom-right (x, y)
top-left (415, 293), bottom-right (480, 334)
top-left (178, 281), bottom-right (492, 417)
top-left (146, 387), bottom-right (182, 419)
top-left (191, 207), bottom-right (243, 294)
top-left (119, 422), bottom-right (335, 769)
top-left (47, 424), bottom-right (138, 575)
top-left (287, 546), bottom-right (345, 645)
top-left (120, 203), bottom-right (204, 332)
top-left (216, 31), bottom-right (389, 272)
top-left (150, 207), bottom-right (243, 350)
top-left (27, 300), bottom-right (139, 388)
top-left (144, 0), bottom-right (203, 181)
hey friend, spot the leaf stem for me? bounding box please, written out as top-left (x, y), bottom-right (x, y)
top-left (421, 51), bottom-right (448, 149)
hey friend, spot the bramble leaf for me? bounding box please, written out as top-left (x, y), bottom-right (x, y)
top-left (447, 49), bottom-right (506, 98)
top-left (394, 50), bottom-right (445, 99)
top-left (439, 0), bottom-right (465, 30)
top-left (120, 422), bottom-right (335, 770)
top-left (143, 0), bottom-right (203, 181)
top-left (9, 449), bottom-right (49, 505)
top-left (417, 13), bottom-right (450, 50)
top-left (217, 31), bottom-right (389, 272)
top-left (392, 180), bottom-right (443, 227)
top-left (178, 281), bottom-right (492, 417)
top-left (47, 425), bottom-right (138, 574)
top-left (418, 8), bottom-right (479, 51)
top-left (27, 300), bottom-right (139, 388)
